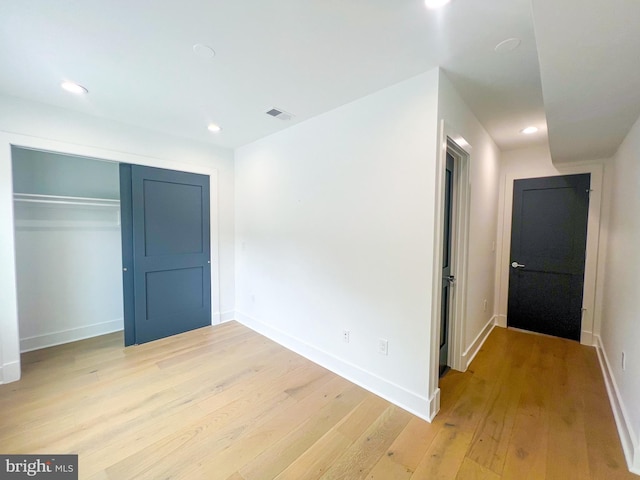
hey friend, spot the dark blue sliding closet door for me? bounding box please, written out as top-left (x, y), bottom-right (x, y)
top-left (120, 164), bottom-right (211, 345)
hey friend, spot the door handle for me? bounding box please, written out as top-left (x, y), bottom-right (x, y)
top-left (444, 275), bottom-right (456, 284)
top-left (511, 262), bottom-right (525, 268)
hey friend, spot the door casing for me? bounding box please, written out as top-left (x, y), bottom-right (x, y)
top-left (495, 161), bottom-right (605, 346)
top-left (507, 173), bottom-right (590, 340)
top-left (429, 122), bottom-right (472, 418)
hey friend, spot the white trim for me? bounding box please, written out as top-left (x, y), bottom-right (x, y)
top-left (0, 132), bottom-right (222, 384)
top-left (447, 138), bottom-right (472, 373)
top-left (428, 388), bottom-right (441, 421)
top-left (212, 310), bottom-right (235, 325)
top-left (495, 314), bottom-right (507, 328)
top-left (462, 315), bottom-right (497, 369)
top-left (0, 361), bottom-right (20, 384)
top-left (594, 334), bottom-right (640, 475)
top-left (495, 162), bottom-right (604, 346)
top-left (580, 330), bottom-right (594, 347)
top-left (20, 318), bottom-right (124, 353)
top-left (235, 310), bottom-right (433, 422)
top-left (429, 120), bottom-right (447, 416)
top-left (429, 121), bottom-right (474, 417)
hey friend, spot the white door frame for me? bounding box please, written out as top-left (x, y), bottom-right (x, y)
top-left (494, 161), bottom-right (604, 345)
top-left (429, 121), bottom-right (472, 418)
top-left (0, 132), bottom-right (221, 384)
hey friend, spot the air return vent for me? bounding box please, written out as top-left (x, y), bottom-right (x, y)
top-left (266, 108), bottom-right (293, 121)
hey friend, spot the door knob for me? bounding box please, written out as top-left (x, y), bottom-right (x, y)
top-left (511, 262), bottom-right (525, 268)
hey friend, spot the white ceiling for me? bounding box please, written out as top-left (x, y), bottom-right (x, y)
top-left (0, 0), bottom-right (638, 160)
top-left (532, 0), bottom-right (640, 162)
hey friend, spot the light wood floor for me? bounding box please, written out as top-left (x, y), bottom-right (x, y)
top-left (0, 321), bottom-right (634, 479)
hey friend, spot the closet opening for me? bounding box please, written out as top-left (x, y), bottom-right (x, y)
top-left (11, 147), bottom-right (123, 353)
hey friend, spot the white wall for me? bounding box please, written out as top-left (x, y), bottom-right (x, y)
top-left (0, 94), bottom-right (235, 383)
top-left (496, 145), bottom-right (605, 345)
top-left (436, 71), bottom-right (501, 376)
top-left (12, 149), bottom-right (123, 351)
top-left (12, 148), bottom-right (120, 199)
top-left (599, 114), bottom-right (640, 472)
top-left (235, 69), bottom-right (441, 419)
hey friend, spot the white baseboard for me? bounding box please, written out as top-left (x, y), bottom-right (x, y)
top-left (19, 318), bottom-right (124, 353)
top-left (428, 387), bottom-right (441, 421)
top-left (462, 315), bottom-right (497, 370)
top-left (0, 360), bottom-right (21, 384)
top-left (220, 311), bottom-right (235, 323)
top-left (495, 314), bottom-right (507, 328)
top-left (234, 311), bottom-right (433, 422)
top-left (594, 335), bottom-right (640, 475)
top-left (580, 329), bottom-right (594, 346)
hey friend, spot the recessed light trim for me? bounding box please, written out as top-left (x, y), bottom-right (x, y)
top-left (193, 44), bottom-right (216, 59)
top-left (61, 81), bottom-right (88, 95)
top-left (425, 0), bottom-right (451, 9)
top-left (494, 37), bottom-right (522, 54)
top-left (520, 126), bottom-right (538, 135)
top-left (207, 123), bottom-right (222, 133)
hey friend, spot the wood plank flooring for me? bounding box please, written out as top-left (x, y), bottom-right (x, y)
top-left (0, 321), bottom-right (634, 479)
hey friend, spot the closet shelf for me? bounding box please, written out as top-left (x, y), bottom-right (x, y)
top-left (13, 193), bottom-right (121, 229)
top-left (13, 193), bottom-right (120, 208)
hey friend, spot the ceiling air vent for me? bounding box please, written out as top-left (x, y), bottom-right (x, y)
top-left (266, 108), bottom-right (294, 121)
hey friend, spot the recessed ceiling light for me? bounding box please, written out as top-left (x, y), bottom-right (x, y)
top-left (520, 126), bottom-right (538, 135)
top-left (494, 38), bottom-right (521, 54)
top-left (61, 81), bottom-right (88, 95)
top-left (207, 123), bottom-right (222, 133)
top-left (424, 0), bottom-right (451, 9)
top-left (193, 44), bottom-right (216, 59)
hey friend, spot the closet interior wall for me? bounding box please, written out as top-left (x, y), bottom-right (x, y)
top-left (11, 147), bottom-right (123, 352)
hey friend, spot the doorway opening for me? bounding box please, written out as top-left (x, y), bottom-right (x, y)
top-left (434, 136), bottom-right (471, 386)
top-left (11, 147), bottom-right (123, 353)
top-left (507, 174), bottom-right (590, 341)
top-left (495, 163), bottom-right (603, 347)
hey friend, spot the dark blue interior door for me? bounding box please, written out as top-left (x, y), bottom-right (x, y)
top-left (120, 164), bottom-right (211, 345)
top-left (440, 152), bottom-right (454, 376)
top-left (507, 174), bottom-right (590, 341)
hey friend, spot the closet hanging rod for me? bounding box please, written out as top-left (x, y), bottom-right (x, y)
top-left (13, 193), bottom-right (120, 208)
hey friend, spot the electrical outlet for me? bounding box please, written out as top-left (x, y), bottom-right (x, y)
top-left (343, 330), bottom-right (350, 343)
top-left (483, 299), bottom-right (488, 312)
top-left (622, 351), bottom-right (626, 371)
top-left (378, 339), bottom-right (388, 355)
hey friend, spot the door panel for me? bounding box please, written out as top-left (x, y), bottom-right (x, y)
top-left (120, 164), bottom-right (211, 345)
top-left (145, 267), bottom-right (205, 318)
top-left (143, 180), bottom-right (204, 256)
top-left (439, 153), bottom-right (454, 376)
top-left (507, 174), bottom-right (589, 341)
